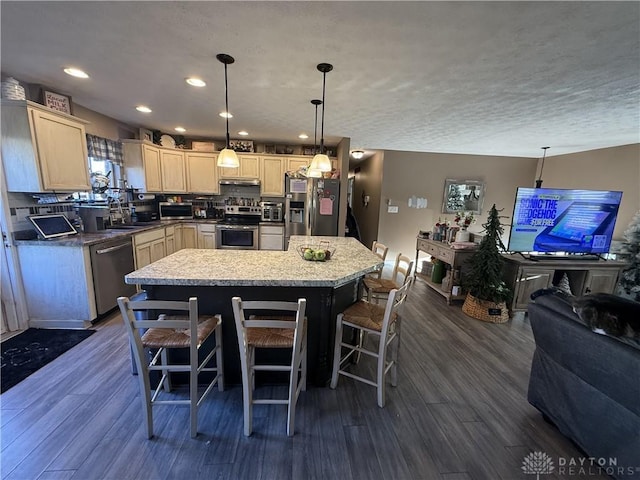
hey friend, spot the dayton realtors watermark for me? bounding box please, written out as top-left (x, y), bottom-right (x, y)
top-left (522, 451), bottom-right (640, 478)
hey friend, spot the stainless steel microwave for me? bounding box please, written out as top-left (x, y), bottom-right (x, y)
top-left (159, 202), bottom-right (193, 220)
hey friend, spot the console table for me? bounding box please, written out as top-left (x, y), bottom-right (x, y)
top-left (415, 236), bottom-right (477, 304)
top-left (502, 255), bottom-right (627, 312)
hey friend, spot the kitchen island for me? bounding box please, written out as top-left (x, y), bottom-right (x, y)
top-left (125, 236), bottom-right (383, 386)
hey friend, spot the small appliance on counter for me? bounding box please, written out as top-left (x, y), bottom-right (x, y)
top-left (77, 205), bottom-right (110, 233)
top-left (260, 202), bottom-right (283, 222)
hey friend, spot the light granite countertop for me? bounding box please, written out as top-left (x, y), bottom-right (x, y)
top-left (125, 236), bottom-right (383, 287)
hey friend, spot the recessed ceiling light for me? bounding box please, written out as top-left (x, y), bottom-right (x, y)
top-left (175, 127), bottom-right (186, 133)
top-left (238, 131), bottom-right (249, 136)
top-left (219, 111), bottom-right (233, 118)
top-left (298, 133), bottom-right (309, 139)
top-left (136, 105), bottom-right (152, 113)
top-left (63, 67), bottom-right (89, 79)
top-left (186, 77), bottom-right (206, 87)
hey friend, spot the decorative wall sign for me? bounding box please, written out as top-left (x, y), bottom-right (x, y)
top-left (43, 90), bottom-right (71, 115)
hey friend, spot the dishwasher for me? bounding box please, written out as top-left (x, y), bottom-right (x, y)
top-left (89, 237), bottom-right (137, 316)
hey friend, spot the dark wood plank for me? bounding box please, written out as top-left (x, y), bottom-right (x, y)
top-left (0, 277), bottom-right (606, 480)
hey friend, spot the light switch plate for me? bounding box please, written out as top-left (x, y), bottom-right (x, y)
top-left (388, 205), bottom-right (399, 213)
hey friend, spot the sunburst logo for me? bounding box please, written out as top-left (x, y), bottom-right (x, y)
top-left (522, 451), bottom-right (555, 479)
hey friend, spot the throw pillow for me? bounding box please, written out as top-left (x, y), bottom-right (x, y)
top-left (572, 293), bottom-right (640, 338)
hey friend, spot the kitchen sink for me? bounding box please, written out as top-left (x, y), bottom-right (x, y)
top-left (107, 224), bottom-right (141, 230)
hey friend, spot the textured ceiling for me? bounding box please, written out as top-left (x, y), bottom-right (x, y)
top-left (1, 1), bottom-right (639, 158)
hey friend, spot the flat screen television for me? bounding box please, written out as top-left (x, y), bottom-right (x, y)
top-left (507, 187), bottom-right (623, 255)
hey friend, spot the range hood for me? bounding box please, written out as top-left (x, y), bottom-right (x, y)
top-left (219, 178), bottom-right (260, 186)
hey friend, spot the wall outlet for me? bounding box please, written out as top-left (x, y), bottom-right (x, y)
top-left (388, 205), bottom-right (399, 213)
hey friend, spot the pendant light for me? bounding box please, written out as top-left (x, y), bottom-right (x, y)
top-left (216, 53), bottom-right (239, 168)
top-left (535, 146), bottom-right (550, 188)
top-left (307, 99), bottom-right (323, 178)
top-left (309, 63), bottom-right (334, 173)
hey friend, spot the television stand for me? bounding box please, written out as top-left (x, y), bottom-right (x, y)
top-left (502, 254), bottom-right (626, 312)
top-left (526, 253), bottom-right (606, 262)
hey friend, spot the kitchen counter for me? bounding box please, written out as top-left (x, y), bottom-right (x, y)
top-left (13, 219), bottom-right (220, 247)
top-left (125, 236), bottom-right (381, 287)
top-left (125, 236), bottom-right (383, 385)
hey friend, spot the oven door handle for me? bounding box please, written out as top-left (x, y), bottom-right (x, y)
top-left (95, 243), bottom-right (132, 255)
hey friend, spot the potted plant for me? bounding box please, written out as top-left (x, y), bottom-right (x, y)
top-left (462, 204), bottom-right (511, 323)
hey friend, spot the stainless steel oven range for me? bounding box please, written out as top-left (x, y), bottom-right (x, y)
top-left (216, 205), bottom-right (260, 250)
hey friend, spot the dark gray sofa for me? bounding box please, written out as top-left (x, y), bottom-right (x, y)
top-left (527, 294), bottom-right (640, 478)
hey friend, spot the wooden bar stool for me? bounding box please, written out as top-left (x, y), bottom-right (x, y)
top-left (368, 241), bottom-right (389, 280)
top-left (363, 252), bottom-right (414, 304)
top-left (117, 296), bottom-right (224, 439)
top-left (231, 297), bottom-right (307, 436)
top-left (330, 277), bottom-right (413, 407)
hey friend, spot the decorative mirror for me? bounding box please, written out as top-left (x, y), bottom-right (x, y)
top-left (442, 179), bottom-right (485, 214)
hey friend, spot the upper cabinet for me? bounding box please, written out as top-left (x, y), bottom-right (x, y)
top-left (185, 151), bottom-right (219, 194)
top-left (160, 149), bottom-right (186, 193)
top-left (1, 100), bottom-right (91, 192)
top-left (123, 141), bottom-right (187, 193)
top-left (218, 154), bottom-right (260, 179)
top-left (261, 156), bottom-right (285, 196)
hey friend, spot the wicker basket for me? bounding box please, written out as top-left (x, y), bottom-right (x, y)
top-left (462, 293), bottom-right (510, 324)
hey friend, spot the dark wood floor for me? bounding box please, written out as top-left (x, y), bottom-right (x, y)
top-left (1, 278), bottom-right (609, 480)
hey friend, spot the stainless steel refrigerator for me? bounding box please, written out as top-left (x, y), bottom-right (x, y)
top-left (285, 175), bottom-right (340, 245)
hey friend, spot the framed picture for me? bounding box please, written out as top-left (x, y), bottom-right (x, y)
top-left (229, 140), bottom-right (254, 153)
top-left (264, 144), bottom-right (275, 154)
top-left (442, 179), bottom-right (485, 214)
top-left (302, 146), bottom-right (316, 156)
top-left (43, 90), bottom-right (71, 115)
top-left (139, 128), bottom-right (153, 142)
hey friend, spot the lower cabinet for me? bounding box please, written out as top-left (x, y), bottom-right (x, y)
top-left (197, 224), bottom-right (216, 249)
top-left (181, 224), bottom-right (198, 249)
top-left (133, 228), bottom-right (166, 269)
top-left (260, 224), bottom-right (284, 250)
top-left (165, 225), bottom-right (176, 256)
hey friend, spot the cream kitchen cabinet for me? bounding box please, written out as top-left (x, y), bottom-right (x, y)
top-left (259, 224), bottom-right (284, 250)
top-left (133, 228), bottom-right (166, 269)
top-left (261, 156), bottom-right (285, 196)
top-left (218, 154), bottom-right (260, 179)
top-left (197, 224), bottom-right (216, 249)
top-left (165, 225), bottom-right (177, 256)
top-left (181, 223), bottom-right (198, 249)
top-left (287, 156), bottom-right (309, 173)
top-left (1, 100), bottom-right (91, 192)
top-left (160, 149), bottom-right (186, 193)
top-left (185, 151), bottom-right (219, 194)
top-left (123, 141), bottom-right (162, 192)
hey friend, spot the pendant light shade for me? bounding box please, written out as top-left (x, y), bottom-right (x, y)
top-left (216, 53), bottom-right (239, 168)
top-left (310, 63), bottom-right (334, 173)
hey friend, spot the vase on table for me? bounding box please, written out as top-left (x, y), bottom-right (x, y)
top-left (455, 228), bottom-right (470, 242)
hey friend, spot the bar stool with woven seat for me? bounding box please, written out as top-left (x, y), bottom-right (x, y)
top-left (231, 297), bottom-right (307, 436)
top-left (330, 277), bottom-right (413, 407)
top-left (368, 241), bottom-right (389, 280)
top-left (117, 296), bottom-right (224, 439)
top-left (363, 252), bottom-right (414, 304)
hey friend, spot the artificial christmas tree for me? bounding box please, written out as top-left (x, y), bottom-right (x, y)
top-left (462, 204), bottom-right (511, 323)
top-left (619, 210), bottom-right (640, 301)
